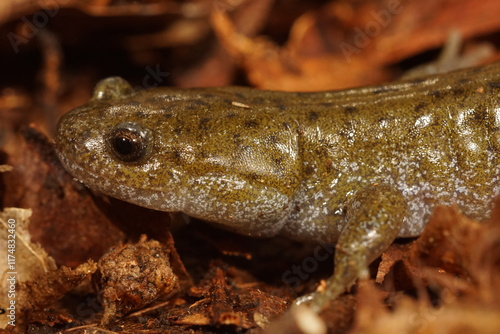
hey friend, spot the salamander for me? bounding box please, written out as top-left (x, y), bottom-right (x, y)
top-left (54, 61), bottom-right (500, 311)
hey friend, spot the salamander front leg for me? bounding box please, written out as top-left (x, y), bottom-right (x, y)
top-left (298, 183), bottom-right (407, 312)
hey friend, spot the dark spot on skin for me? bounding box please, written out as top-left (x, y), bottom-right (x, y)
top-left (457, 78), bottom-right (470, 86)
top-left (487, 81), bottom-right (500, 90)
top-left (125, 101), bottom-right (141, 107)
top-left (273, 97), bottom-right (285, 105)
top-left (428, 90), bottom-right (442, 98)
top-left (452, 87), bottom-right (465, 96)
top-left (267, 134), bottom-right (279, 144)
top-left (274, 157), bottom-right (284, 165)
top-left (172, 147), bottom-right (182, 159)
top-left (146, 96), bottom-right (174, 103)
top-left (186, 100), bottom-right (206, 110)
top-left (124, 101), bottom-right (141, 107)
top-left (172, 120), bottom-right (185, 135)
top-left (233, 134), bottom-right (243, 146)
top-left (244, 120), bottom-right (259, 128)
top-left (487, 140), bottom-right (496, 153)
top-left (373, 86), bottom-right (399, 94)
top-left (315, 146), bottom-right (329, 158)
top-left (97, 102), bottom-right (112, 109)
top-left (378, 116), bottom-right (393, 125)
top-left (97, 108), bottom-right (109, 118)
top-left (304, 165), bottom-right (315, 175)
top-left (314, 139), bottom-right (331, 157)
top-left (344, 106), bottom-right (358, 113)
top-left (162, 112), bottom-right (174, 119)
top-left (414, 101), bottom-right (427, 113)
top-left (308, 111), bottom-right (319, 121)
top-left (249, 173), bottom-right (260, 181)
top-left (294, 205), bottom-right (301, 212)
top-left (473, 105), bottom-right (488, 122)
top-left (469, 67), bottom-right (482, 74)
top-left (199, 117), bottom-right (211, 130)
top-left (326, 161), bottom-right (333, 173)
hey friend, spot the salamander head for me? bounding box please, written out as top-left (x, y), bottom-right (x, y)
top-left (54, 77), bottom-right (189, 211)
top-left (55, 77), bottom-right (300, 229)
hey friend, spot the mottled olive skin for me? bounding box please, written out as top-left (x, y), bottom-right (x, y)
top-left (55, 62), bottom-right (500, 310)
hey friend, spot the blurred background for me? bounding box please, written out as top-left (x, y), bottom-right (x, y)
top-left (1, 0), bottom-right (499, 142)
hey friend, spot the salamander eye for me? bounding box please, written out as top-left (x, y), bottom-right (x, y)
top-left (109, 124), bottom-right (149, 162)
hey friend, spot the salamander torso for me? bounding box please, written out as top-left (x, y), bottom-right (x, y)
top-left (55, 62), bottom-right (500, 310)
top-left (55, 62), bottom-right (500, 241)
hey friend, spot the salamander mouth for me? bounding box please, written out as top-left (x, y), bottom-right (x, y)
top-left (55, 148), bottom-right (171, 212)
top-left (56, 150), bottom-right (102, 188)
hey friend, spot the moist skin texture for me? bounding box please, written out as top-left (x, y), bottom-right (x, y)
top-left (55, 62), bottom-right (500, 311)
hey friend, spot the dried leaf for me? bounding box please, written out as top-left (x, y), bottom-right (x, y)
top-left (0, 208), bottom-right (57, 329)
top-left (19, 261), bottom-right (97, 311)
top-left (93, 236), bottom-right (179, 324)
